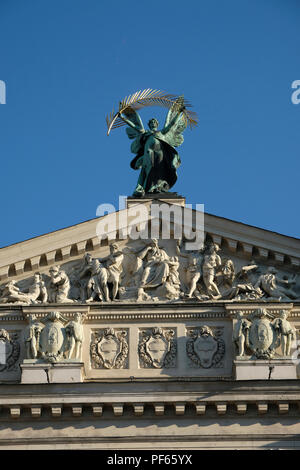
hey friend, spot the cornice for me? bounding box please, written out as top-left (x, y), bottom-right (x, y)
top-left (0, 301), bottom-right (298, 322)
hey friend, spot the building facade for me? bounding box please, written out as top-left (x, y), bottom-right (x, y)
top-left (0, 196), bottom-right (299, 449)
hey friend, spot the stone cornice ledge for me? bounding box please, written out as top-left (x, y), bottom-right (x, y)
top-left (0, 380), bottom-right (300, 418)
top-left (0, 301), bottom-right (298, 321)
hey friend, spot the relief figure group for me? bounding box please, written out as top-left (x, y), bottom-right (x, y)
top-left (0, 239), bottom-right (299, 305)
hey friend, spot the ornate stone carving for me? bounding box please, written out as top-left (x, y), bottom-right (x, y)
top-left (176, 240), bottom-right (203, 299)
top-left (0, 274), bottom-right (48, 305)
top-left (99, 243), bottom-right (124, 301)
top-left (1, 237), bottom-right (299, 306)
top-left (71, 253), bottom-right (94, 302)
top-left (138, 327), bottom-right (177, 368)
top-left (48, 266), bottom-right (73, 303)
top-left (0, 329), bottom-right (20, 372)
top-left (220, 259), bottom-right (235, 288)
top-left (254, 267), bottom-right (298, 301)
top-left (38, 312), bottom-right (68, 363)
top-left (23, 311), bottom-right (85, 363)
top-left (202, 244), bottom-right (222, 299)
top-left (232, 311), bottom-right (250, 357)
top-left (65, 313), bottom-right (85, 360)
top-left (186, 326), bottom-right (225, 368)
top-left (70, 244), bottom-right (124, 302)
top-left (137, 239), bottom-right (177, 300)
top-left (90, 328), bottom-right (128, 369)
top-left (273, 310), bottom-right (296, 356)
top-left (25, 273), bottom-right (48, 303)
top-left (232, 308), bottom-right (298, 360)
top-left (84, 258), bottom-right (110, 302)
top-left (119, 239), bottom-right (181, 301)
top-left (244, 308), bottom-right (279, 359)
top-left (0, 281), bottom-right (33, 304)
top-left (24, 314), bottom-right (42, 359)
top-left (225, 261), bottom-right (263, 301)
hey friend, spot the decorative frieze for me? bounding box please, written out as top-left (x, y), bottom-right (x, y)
top-left (1, 237), bottom-right (299, 306)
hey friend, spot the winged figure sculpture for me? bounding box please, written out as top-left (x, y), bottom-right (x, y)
top-left (106, 89), bottom-right (198, 197)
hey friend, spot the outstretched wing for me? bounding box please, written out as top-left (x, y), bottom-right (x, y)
top-left (123, 108), bottom-right (145, 139)
top-left (162, 97), bottom-right (187, 148)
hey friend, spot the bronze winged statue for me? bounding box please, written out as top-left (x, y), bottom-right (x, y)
top-left (106, 89), bottom-right (198, 197)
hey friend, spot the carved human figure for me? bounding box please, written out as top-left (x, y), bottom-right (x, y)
top-left (99, 243), bottom-right (124, 301)
top-left (226, 261), bottom-right (262, 300)
top-left (254, 267), bottom-right (298, 301)
top-left (274, 310), bottom-right (296, 356)
top-left (85, 259), bottom-right (109, 302)
top-left (0, 281), bottom-right (31, 304)
top-left (24, 314), bottom-right (42, 359)
top-left (25, 273), bottom-right (48, 303)
top-left (79, 255), bottom-right (110, 302)
top-left (233, 311), bottom-right (250, 357)
top-left (65, 313), bottom-right (84, 360)
top-left (48, 266), bottom-right (72, 303)
top-left (202, 243), bottom-right (222, 298)
top-left (76, 253), bottom-right (94, 301)
top-left (176, 240), bottom-right (203, 298)
top-left (167, 256), bottom-right (180, 289)
top-left (221, 259), bottom-right (235, 288)
top-left (137, 239), bottom-right (170, 298)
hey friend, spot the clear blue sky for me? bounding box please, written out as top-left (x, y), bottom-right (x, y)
top-left (0, 0), bottom-right (299, 247)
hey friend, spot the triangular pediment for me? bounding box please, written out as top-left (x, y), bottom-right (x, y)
top-left (0, 196), bottom-right (299, 305)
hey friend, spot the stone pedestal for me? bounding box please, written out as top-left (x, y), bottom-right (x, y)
top-left (126, 193), bottom-right (186, 208)
top-left (234, 358), bottom-right (297, 380)
top-left (21, 360), bottom-right (84, 384)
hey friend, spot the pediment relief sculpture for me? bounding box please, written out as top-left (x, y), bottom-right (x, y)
top-left (232, 308), bottom-right (296, 359)
top-left (1, 238), bottom-right (299, 305)
top-left (186, 326), bottom-right (225, 368)
top-left (90, 328), bottom-right (128, 369)
top-left (138, 327), bottom-right (177, 368)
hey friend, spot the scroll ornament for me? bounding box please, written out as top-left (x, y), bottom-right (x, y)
top-left (138, 327), bottom-right (177, 368)
top-left (186, 326), bottom-right (225, 368)
top-left (90, 328), bottom-right (129, 369)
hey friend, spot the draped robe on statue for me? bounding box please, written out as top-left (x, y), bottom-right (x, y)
top-left (122, 106), bottom-right (187, 196)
